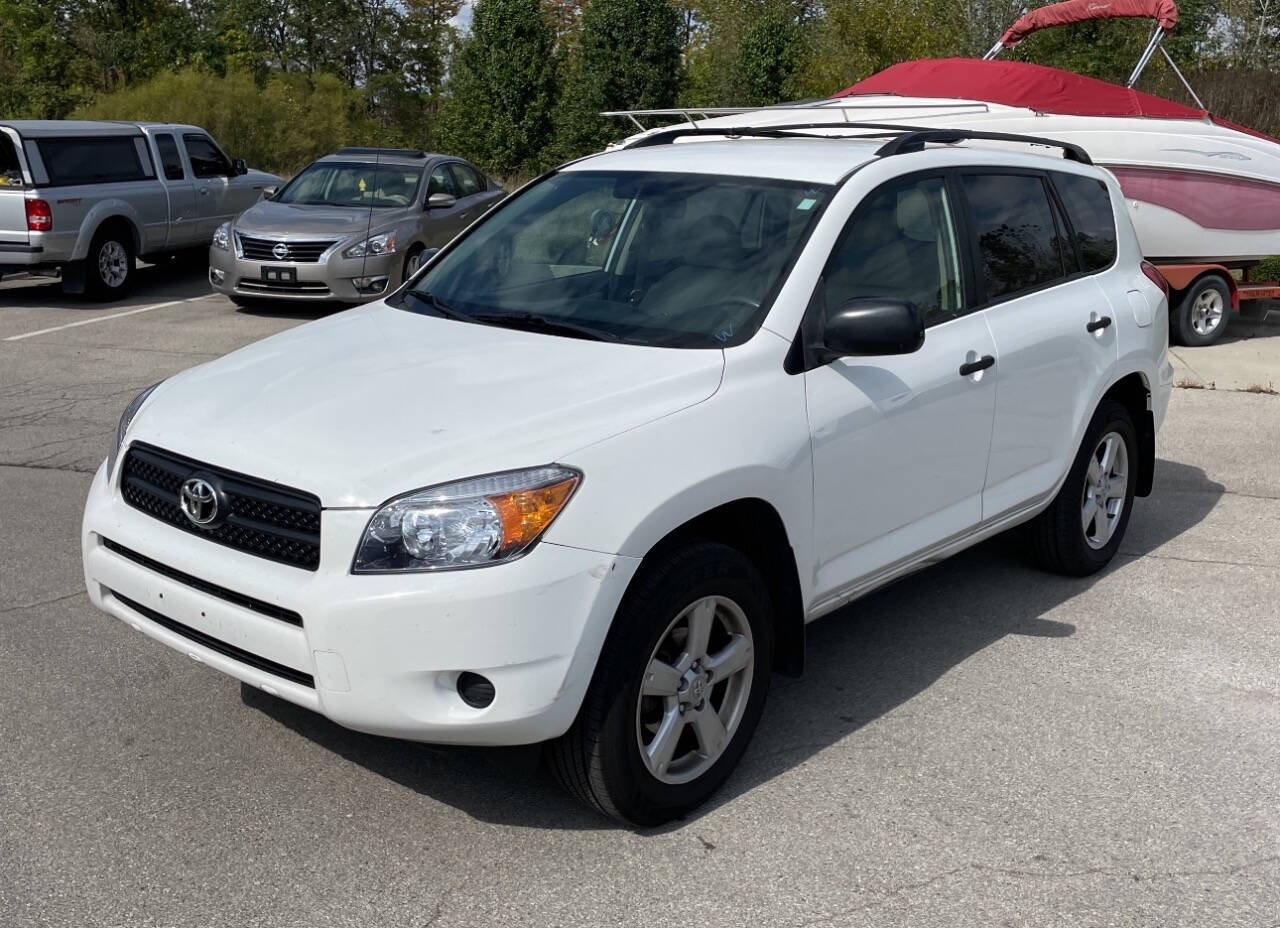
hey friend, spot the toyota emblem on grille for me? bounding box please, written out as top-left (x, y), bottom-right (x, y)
top-left (272, 242), bottom-right (289, 260)
top-left (179, 477), bottom-right (219, 526)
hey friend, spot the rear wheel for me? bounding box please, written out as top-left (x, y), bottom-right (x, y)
top-left (550, 542), bottom-right (773, 826)
top-left (1173, 276), bottom-right (1230, 346)
top-left (1029, 399), bottom-right (1138, 576)
top-left (84, 226), bottom-right (135, 300)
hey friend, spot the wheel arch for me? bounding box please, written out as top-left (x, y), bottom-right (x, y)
top-left (629, 497), bottom-right (805, 678)
top-left (1100, 371), bottom-right (1155, 497)
top-left (1160, 265), bottom-right (1239, 311)
top-left (73, 200), bottom-right (144, 260)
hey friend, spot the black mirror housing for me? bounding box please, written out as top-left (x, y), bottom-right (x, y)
top-left (232, 158), bottom-right (248, 176)
top-left (816, 298), bottom-right (925, 362)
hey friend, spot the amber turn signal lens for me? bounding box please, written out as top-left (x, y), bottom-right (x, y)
top-left (488, 475), bottom-right (580, 553)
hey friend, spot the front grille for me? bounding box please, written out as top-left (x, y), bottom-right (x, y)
top-left (102, 538), bottom-right (303, 626)
top-left (109, 589), bottom-right (315, 688)
top-left (120, 443), bottom-right (321, 571)
top-left (236, 278), bottom-right (331, 296)
top-left (238, 235), bottom-right (335, 263)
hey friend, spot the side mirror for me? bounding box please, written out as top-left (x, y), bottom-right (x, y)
top-left (816, 298), bottom-right (924, 362)
top-left (427, 192), bottom-right (457, 210)
top-left (261, 185), bottom-right (279, 200)
top-left (232, 158), bottom-right (248, 176)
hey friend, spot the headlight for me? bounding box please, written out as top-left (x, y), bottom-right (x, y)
top-left (343, 230), bottom-right (396, 259)
top-left (107, 382), bottom-right (162, 478)
top-left (212, 222), bottom-right (231, 251)
top-left (353, 466), bottom-right (581, 573)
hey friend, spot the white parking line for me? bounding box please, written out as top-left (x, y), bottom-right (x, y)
top-left (3, 295), bottom-right (217, 342)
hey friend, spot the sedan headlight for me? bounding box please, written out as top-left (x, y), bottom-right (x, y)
top-left (107, 382), bottom-right (162, 478)
top-left (353, 466), bottom-right (581, 573)
top-left (343, 230), bottom-right (397, 259)
top-left (212, 222), bottom-right (231, 251)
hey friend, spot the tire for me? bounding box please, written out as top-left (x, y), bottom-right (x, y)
top-left (549, 541), bottom-right (774, 826)
top-left (1172, 275), bottom-right (1230, 346)
top-left (402, 245), bottom-right (425, 285)
top-left (85, 225), bottom-right (136, 300)
top-left (1029, 399), bottom-right (1138, 576)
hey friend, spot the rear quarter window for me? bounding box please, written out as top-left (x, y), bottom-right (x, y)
top-left (1052, 172), bottom-right (1118, 272)
top-left (37, 137), bottom-right (150, 185)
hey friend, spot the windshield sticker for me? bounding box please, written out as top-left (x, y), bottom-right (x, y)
top-left (796, 197), bottom-right (816, 210)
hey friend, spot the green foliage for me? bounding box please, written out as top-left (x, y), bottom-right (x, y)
top-left (554, 0), bottom-right (684, 159)
top-left (731, 4), bottom-right (808, 106)
top-left (436, 0), bottom-right (560, 178)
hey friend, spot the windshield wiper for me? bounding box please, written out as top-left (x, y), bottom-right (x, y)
top-left (467, 312), bottom-right (620, 342)
top-left (403, 289), bottom-right (471, 322)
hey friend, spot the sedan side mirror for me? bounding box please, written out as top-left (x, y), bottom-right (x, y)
top-left (261, 185), bottom-right (279, 200)
top-left (427, 192), bottom-right (457, 210)
top-left (232, 158), bottom-right (248, 176)
top-left (816, 298), bottom-right (924, 362)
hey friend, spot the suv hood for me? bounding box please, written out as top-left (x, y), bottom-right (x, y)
top-left (128, 303), bottom-right (725, 508)
top-left (233, 199), bottom-right (399, 239)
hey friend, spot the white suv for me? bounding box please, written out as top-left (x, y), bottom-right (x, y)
top-left (82, 126), bottom-right (1173, 825)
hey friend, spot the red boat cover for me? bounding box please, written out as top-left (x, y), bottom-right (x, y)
top-left (999, 0), bottom-right (1179, 48)
top-left (835, 58), bottom-right (1205, 119)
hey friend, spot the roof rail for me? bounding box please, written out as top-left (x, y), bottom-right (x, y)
top-left (335, 147), bottom-right (428, 159)
top-left (617, 121), bottom-right (1092, 164)
top-left (876, 129), bottom-right (1092, 163)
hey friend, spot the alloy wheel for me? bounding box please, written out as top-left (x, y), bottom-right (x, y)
top-left (1190, 288), bottom-right (1224, 336)
top-left (98, 241), bottom-right (129, 288)
top-left (636, 595), bottom-right (754, 785)
top-left (1081, 430), bottom-right (1129, 550)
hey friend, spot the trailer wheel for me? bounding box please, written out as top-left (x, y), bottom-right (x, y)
top-left (1173, 276), bottom-right (1230, 347)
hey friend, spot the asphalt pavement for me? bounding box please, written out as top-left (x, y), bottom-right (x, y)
top-left (2, 268), bottom-right (1278, 927)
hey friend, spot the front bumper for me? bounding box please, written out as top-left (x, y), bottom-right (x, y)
top-left (82, 458), bottom-right (639, 745)
top-left (208, 244), bottom-right (398, 304)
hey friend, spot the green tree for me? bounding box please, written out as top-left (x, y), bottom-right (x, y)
top-left (731, 3), bottom-right (807, 105)
top-left (553, 0), bottom-right (683, 159)
top-left (436, 0), bottom-right (559, 178)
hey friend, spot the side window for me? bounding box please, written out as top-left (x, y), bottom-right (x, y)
top-left (1052, 172), bottom-right (1117, 273)
top-left (155, 134), bottom-right (185, 181)
top-left (822, 176), bottom-right (965, 325)
top-left (427, 164), bottom-right (458, 198)
top-left (449, 163), bottom-right (482, 196)
top-left (961, 173), bottom-right (1067, 301)
top-left (36, 137), bottom-right (147, 185)
top-left (183, 134), bottom-right (231, 178)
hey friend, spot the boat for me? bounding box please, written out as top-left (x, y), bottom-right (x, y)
top-left (609, 0), bottom-right (1280, 266)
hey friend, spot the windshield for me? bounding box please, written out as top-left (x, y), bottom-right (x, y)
top-left (398, 170), bottom-right (832, 348)
top-left (276, 161), bottom-right (421, 208)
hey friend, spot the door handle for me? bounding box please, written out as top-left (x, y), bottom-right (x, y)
top-left (1086, 315), bottom-right (1113, 333)
top-left (959, 355), bottom-right (995, 377)
top-left (199, 187), bottom-right (209, 196)
top-left (460, 212), bottom-right (470, 220)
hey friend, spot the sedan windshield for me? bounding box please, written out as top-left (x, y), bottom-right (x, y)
top-left (276, 161), bottom-right (421, 208)
top-left (398, 170), bottom-right (832, 348)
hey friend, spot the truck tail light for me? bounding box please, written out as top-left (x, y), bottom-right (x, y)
top-left (1141, 261), bottom-right (1169, 298)
top-left (25, 198), bottom-right (52, 232)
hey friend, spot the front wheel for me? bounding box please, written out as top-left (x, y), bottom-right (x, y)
top-left (1029, 399), bottom-right (1138, 576)
top-left (550, 542), bottom-right (773, 826)
top-left (402, 246), bottom-right (425, 284)
top-left (1173, 276), bottom-right (1230, 346)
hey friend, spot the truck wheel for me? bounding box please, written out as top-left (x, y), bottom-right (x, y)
top-left (1173, 276), bottom-right (1230, 346)
top-left (549, 541), bottom-right (773, 826)
top-left (85, 226), bottom-right (136, 300)
top-left (1029, 400), bottom-right (1138, 577)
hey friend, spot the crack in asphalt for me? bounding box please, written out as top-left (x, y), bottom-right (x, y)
top-left (1118, 550), bottom-right (1280, 570)
top-left (0, 460), bottom-right (97, 474)
top-left (0, 591), bottom-right (85, 614)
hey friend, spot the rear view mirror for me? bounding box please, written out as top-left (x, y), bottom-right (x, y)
top-left (427, 193), bottom-right (456, 210)
top-left (232, 158), bottom-right (248, 176)
top-left (816, 298), bottom-right (924, 362)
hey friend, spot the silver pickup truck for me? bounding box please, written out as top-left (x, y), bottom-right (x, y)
top-left (0, 120), bottom-right (281, 299)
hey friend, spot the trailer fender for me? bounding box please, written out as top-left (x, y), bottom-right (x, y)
top-left (1157, 264), bottom-right (1239, 310)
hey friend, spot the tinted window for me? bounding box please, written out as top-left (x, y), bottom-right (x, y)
top-left (155, 134), bottom-right (185, 181)
top-left (449, 163), bottom-right (483, 196)
top-left (1053, 172), bottom-right (1117, 272)
top-left (0, 134), bottom-right (21, 187)
top-left (822, 176), bottom-right (964, 324)
top-left (962, 173), bottom-right (1067, 301)
top-left (427, 164), bottom-right (458, 197)
top-left (36, 137), bottom-right (147, 185)
top-left (183, 134), bottom-right (231, 178)
top-left (275, 162), bottom-right (421, 207)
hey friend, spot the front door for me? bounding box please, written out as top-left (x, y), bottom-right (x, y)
top-left (422, 162), bottom-right (470, 245)
top-left (182, 133), bottom-right (236, 238)
top-left (806, 173), bottom-right (998, 602)
top-left (151, 132), bottom-right (198, 247)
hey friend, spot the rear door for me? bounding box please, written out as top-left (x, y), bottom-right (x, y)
top-left (964, 170), bottom-right (1120, 519)
top-left (0, 127), bottom-right (30, 246)
top-left (151, 132), bottom-right (198, 247)
top-left (181, 132), bottom-right (236, 238)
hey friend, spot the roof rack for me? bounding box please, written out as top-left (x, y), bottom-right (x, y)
top-left (335, 147), bottom-right (427, 159)
top-left (602, 101), bottom-right (992, 131)
top-left (615, 120), bottom-right (1092, 164)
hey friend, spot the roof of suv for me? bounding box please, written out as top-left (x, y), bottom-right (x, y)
top-left (568, 139), bottom-right (884, 185)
